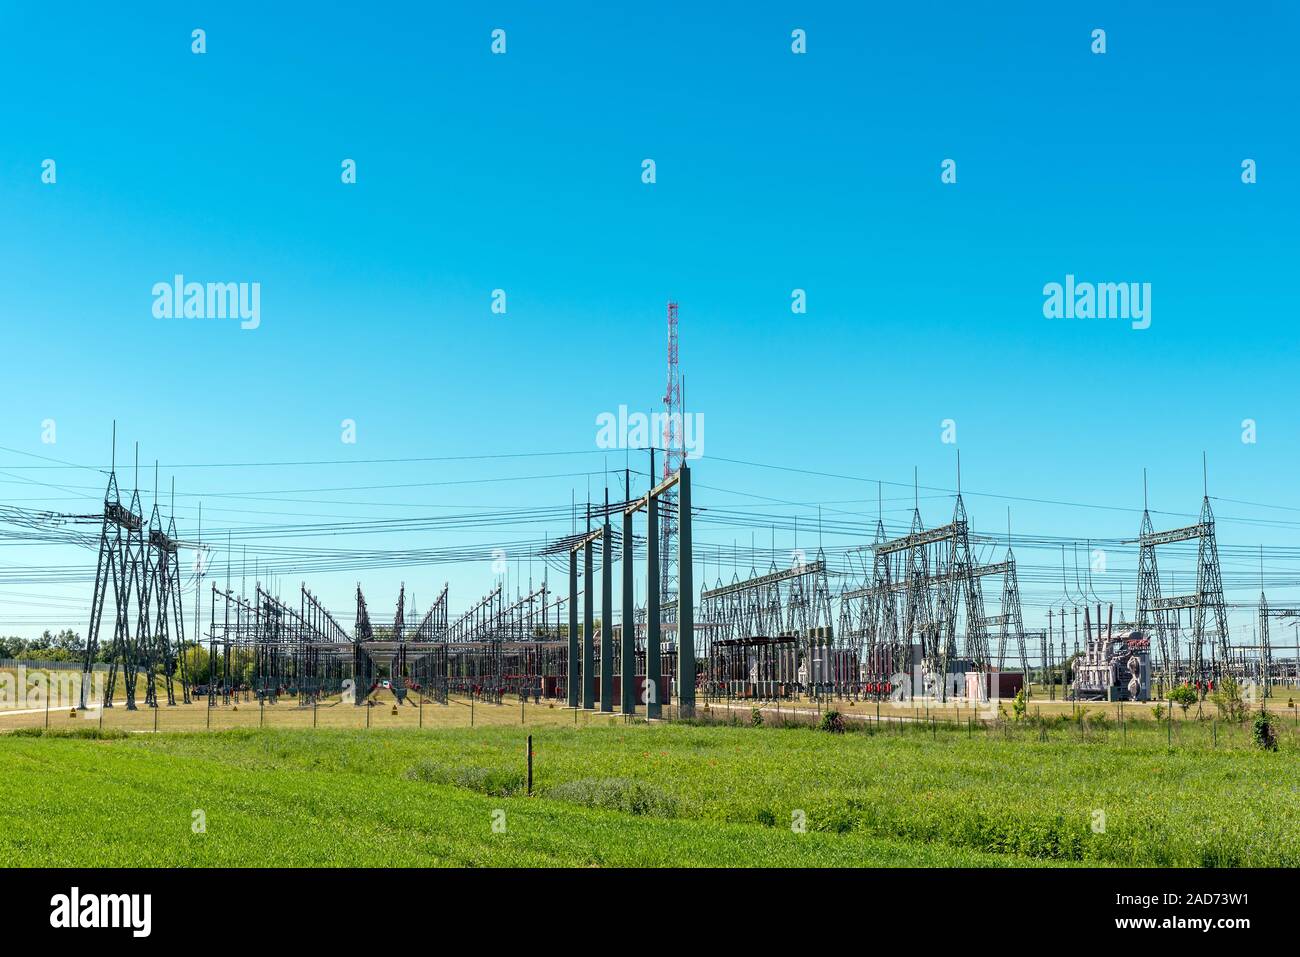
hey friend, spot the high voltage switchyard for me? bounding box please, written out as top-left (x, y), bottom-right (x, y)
top-left (4, 435), bottom-right (1296, 718)
top-left (0, 316), bottom-right (1295, 713)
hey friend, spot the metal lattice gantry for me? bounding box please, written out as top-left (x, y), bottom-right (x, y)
top-left (868, 491), bottom-right (992, 700)
top-left (1255, 589), bottom-right (1294, 698)
top-left (408, 583), bottom-right (450, 703)
top-left (703, 555), bottom-right (835, 698)
top-left (80, 446), bottom-right (191, 711)
top-left (203, 583), bottom-right (359, 706)
top-left (1134, 477), bottom-right (1231, 691)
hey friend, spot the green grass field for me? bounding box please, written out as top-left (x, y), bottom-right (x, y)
top-left (2, 712), bottom-right (1297, 867)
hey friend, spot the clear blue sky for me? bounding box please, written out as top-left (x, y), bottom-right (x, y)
top-left (1, 1), bottom-right (1297, 652)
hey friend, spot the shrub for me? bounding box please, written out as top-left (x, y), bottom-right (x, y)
top-left (1011, 688), bottom-right (1027, 722)
top-left (1252, 711), bottom-right (1278, 752)
top-left (1168, 685), bottom-right (1198, 716)
top-left (1211, 677), bottom-right (1248, 723)
top-left (1152, 703), bottom-right (1165, 722)
top-left (819, 710), bottom-right (846, 734)
top-left (750, 707), bottom-right (764, 728)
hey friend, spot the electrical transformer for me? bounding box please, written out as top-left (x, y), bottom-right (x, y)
top-left (1073, 628), bottom-right (1151, 701)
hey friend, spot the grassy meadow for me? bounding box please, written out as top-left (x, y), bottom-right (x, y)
top-left (1, 703), bottom-right (1297, 867)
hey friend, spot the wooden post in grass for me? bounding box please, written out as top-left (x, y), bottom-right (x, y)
top-left (154, 706), bottom-right (158, 733)
top-left (418, 697), bottom-right (423, 729)
top-left (314, 698), bottom-right (318, 728)
top-left (526, 734), bottom-right (533, 796)
top-left (45, 689), bottom-right (49, 728)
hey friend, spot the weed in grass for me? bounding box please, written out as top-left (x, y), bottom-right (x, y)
top-left (546, 777), bottom-right (681, 818)
top-left (405, 759), bottom-right (526, 797)
top-left (7, 726), bottom-right (129, 740)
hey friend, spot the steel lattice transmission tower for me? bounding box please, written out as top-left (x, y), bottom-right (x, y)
top-left (992, 547), bottom-right (1029, 680)
top-left (1134, 468), bottom-right (1231, 688)
top-left (80, 459), bottom-right (136, 708)
top-left (659, 300), bottom-right (682, 619)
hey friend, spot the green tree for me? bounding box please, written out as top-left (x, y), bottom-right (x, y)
top-left (1168, 684), bottom-right (1197, 717)
top-left (1210, 677), bottom-right (1248, 723)
top-left (1011, 687), bottom-right (1027, 721)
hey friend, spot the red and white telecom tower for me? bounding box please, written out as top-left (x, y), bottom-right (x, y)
top-left (660, 301), bottom-right (682, 615)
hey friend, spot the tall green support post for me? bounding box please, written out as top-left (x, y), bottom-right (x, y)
top-left (678, 463), bottom-right (695, 717)
top-left (646, 490), bottom-right (662, 719)
top-left (582, 540), bottom-right (595, 710)
top-left (621, 504), bottom-right (635, 714)
top-left (567, 550), bottom-right (579, 709)
top-left (600, 521), bottom-right (614, 712)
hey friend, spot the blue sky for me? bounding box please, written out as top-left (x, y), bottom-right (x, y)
top-left (1, 2), bottom-right (1297, 648)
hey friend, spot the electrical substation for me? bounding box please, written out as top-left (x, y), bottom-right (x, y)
top-left (2, 303), bottom-right (1296, 720)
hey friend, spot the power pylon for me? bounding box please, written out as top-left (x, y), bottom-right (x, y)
top-left (138, 474), bottom-right (187, 707)
top-left (1134, 468), bottom-right (1231, 688)
top-left (80, 451), bottom-right (137, 708)
top-left (81, 437), bottom-right (153, 710)
top-left (992, 552), bottom-right (1029, 680)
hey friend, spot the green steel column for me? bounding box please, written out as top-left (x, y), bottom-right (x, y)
top-left (678, 464), bottom-right (695, 716)
top-left (567, 550), bottom-right (578, 708)
top-left (646, 492), bottom-right (661, 719)
top-left (582, 541), bottom-right (595, 710)
top-left (600, 521), bottom-right (614, 712)
top-left (621, 506), bottom-right (635, 714)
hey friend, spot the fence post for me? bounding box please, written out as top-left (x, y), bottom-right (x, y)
top-left (526, 734), bottom-right (533, 796)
